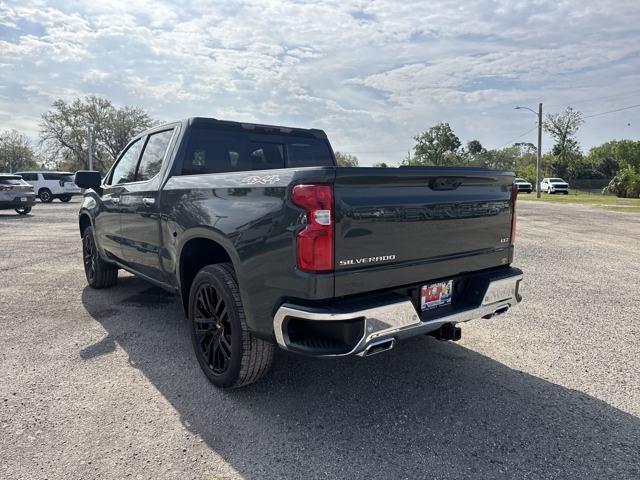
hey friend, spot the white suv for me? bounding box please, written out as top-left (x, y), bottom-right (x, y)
top-left (540, 177), bottom-right (570, 195)
top-left (15, 171), bottom-right (82, 203)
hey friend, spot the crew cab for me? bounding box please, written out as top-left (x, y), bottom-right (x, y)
top-left (514, 177), bottom-right (533, 194)
top-left (75, 117), bottom-right (523, 388)
top-left (540, 177), bottom-right (570, 194)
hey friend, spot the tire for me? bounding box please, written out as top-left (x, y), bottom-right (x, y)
top-left (189, 263), bottom-right (274, 388)
top-left (563, 191), bottom-right (569, 195)
top-left (39, 189), bottom-right (53, 203)
top-left (60, 195), bottom-right (72, 202)
top-left (15, 206), bottom-right (31, 215)
top-left (82, 226), bottom-right (118, 288)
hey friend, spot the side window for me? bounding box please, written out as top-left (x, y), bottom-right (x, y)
top-left (136, 129), bottom-right (174, 182)
top-left (23, 173), bottom-right (37, 181)
top-left (43, 173), bottom-right (60, 181)
top-left (248, 141), bottom-right (284, 170)
top-left (110, 139), bottom-right (143, 185)
top-left (180, 129), bottom-right (249, 175)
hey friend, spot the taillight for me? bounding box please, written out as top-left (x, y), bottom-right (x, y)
top-left (291, 184), bottom-right (334, 272)
top-left (511, 182), bottom-right (517, 244)
top-left (0, 185), bottom-right (14, 191)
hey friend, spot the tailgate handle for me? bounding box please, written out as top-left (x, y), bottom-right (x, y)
top-left (430, 177), bottom-right (463, 190)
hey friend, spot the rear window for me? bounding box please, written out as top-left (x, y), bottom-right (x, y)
top-left (179, 126), bottom-right (333, 175)
top-left (0, 178), bottom-right (23, 185)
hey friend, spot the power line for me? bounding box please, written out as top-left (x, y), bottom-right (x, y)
top-left (546, 87), bottom-right (640, 108)
top-left (496, 125), bottom-right (538, 149)
top-left (583, 103), bottom-right (640, 119)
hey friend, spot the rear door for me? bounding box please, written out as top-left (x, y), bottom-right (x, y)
top-left (119, 128), bottom-right (176, 282)
top-left (332, 167), bottom-right (515, 296)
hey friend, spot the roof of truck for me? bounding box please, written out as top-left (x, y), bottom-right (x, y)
top-left (143, 117), bottom-right (328, 140)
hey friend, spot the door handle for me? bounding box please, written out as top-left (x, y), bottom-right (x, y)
top-left (111, 196), bottom-right (120, 204)
top-left (142, 197), bottom-right (156, 206)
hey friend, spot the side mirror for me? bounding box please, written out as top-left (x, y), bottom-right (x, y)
top-left (75, 170), bottom-right (102, 190)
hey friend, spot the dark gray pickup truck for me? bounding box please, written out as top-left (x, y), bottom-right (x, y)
top-left (75, 117), bottom-right (523, 388)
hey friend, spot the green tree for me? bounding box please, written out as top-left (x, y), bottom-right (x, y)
top-left (467, 139), bottom-right (483, 155)
top-left (586, 140), bottom-right (640, 179)
top-left (372, 162), bottom-right (389, 168)
top-left (0, 130), bottom-right (38, 172)
top-left (334, 151), bottom-right (359, 167)
top-left (543, 107), bottom-right (584, 177)
top-left (410, 123), bottom-right (462, 166)
top-left (40, 96), bottom-right (155, 173)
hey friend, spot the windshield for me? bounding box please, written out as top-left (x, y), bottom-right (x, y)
top-left (515, 178), bottom-right (528, 183)
top-left (550, 178), bottom-right (565, 183)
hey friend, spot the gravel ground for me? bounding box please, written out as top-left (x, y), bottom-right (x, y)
top-left (1, 200), bottom-right (639, 480)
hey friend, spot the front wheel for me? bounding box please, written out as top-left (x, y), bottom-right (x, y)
top-left (39, 189), bottom-right (53, 203)
top-left (15, 206), bottom-right (31, 215)
top-left (82, 226), bottom-right (118, 288)
top-left (189, 263), bottom-right (274, 388)
top-left (60, 195), bottom-right (72, 202)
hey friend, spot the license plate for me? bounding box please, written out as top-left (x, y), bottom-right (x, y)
top-left (421, 280), bottom-right (453, 311)
top-left (20, 197), bottom-right (27, 202)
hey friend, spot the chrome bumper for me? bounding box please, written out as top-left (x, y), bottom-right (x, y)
top-left (273, 272), bottom-right (523, 357)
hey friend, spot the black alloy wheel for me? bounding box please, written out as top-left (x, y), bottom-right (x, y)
top-left (82, 226), bottom-right (118, 288)
top-left (192, 281), bottom-right (233, 375)
top-left (188, 263), bottom-right (273, 388)
top-left (83, 229), bottom-right (97, 285)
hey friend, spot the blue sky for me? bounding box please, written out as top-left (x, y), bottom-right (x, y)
top-left (1, 0), bottom-right (639, 165)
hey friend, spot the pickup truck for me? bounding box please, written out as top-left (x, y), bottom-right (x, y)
top-left (75, 117), bottom-right (523, 388)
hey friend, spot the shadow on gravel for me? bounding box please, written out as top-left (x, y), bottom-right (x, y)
top-left (81, 277), bottom-right (640, 480)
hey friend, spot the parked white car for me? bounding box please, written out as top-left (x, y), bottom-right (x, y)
top-left (14, 171), bottom-right (82, 203)
top-left (540, 177), bottom-right (570, 195)
top-left (514, 178), bottom-right (533, 194)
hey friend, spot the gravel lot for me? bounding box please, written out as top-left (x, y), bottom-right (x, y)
top-left (1, 200), bottom-right (639, 480)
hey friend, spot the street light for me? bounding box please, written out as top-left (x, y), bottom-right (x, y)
top-left (515, 104), bottom-right (543, 198)
top-left (85, 122), bottom-right (95, 171)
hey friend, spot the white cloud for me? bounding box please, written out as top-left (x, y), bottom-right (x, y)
top-left (0, 0), bottom-right (639, 165)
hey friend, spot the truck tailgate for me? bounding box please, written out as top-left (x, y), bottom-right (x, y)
top-left (333, 167), bottom-right (515, 297)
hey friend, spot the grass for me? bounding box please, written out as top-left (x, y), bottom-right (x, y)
top-left (518, 189), bottom-right (640, 213)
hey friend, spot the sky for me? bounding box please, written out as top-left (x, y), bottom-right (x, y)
top-left (1, 0), bottom-right (639, 166)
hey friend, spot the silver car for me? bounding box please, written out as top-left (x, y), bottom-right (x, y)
top-left (0, 174), bottom-right (37, 215)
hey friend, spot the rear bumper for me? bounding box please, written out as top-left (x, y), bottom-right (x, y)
top-left (273, 267), bottom-right (523, 357)
top-left (0, 196), bottom-right (36, 208)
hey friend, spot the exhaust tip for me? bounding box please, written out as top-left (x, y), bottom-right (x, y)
top-left (364, 338), bottom-right (395, 356)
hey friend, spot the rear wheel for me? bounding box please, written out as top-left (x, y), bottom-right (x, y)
top-left (82, 226), bottom-right (118, 288)
top-left (60, 195), bottom-right (72, 202)
top-left (39, 189), bottom-right (53, 203)
top-left (189, 263), bottom-right (274, 388)
top-left (15, 206), bottom-right (31, 215)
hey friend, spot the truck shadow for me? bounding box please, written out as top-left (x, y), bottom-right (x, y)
top-left (80, 277), bottom-right (639, 479)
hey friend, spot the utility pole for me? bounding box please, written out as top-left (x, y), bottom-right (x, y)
top-left (86, 123), bottom-right (94, 170)
top-left (515, 104), bottom-right (543, 198)
top-left (536, 103), bottom-right (542, 198)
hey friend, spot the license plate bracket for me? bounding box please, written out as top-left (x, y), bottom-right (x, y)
top-left (421, 280), bottom-right (453, 311)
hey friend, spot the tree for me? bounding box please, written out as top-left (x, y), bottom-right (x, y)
top-left (543, 107), bottom-right (584, 176)
top-left (40, 96), bottom-right (155, 173)
top-left (0, 130), bottom-right (38, 172)
top-left (372, 162), bottom-right (389, 168)
top-left (586, 140), bottom-right (640, 179)
top-left (410, 123), bottom-right (462, 166)
top-left (335, 151), bottom-right (359, 167)
top-left (467, 140), bottom-right (483, 155)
